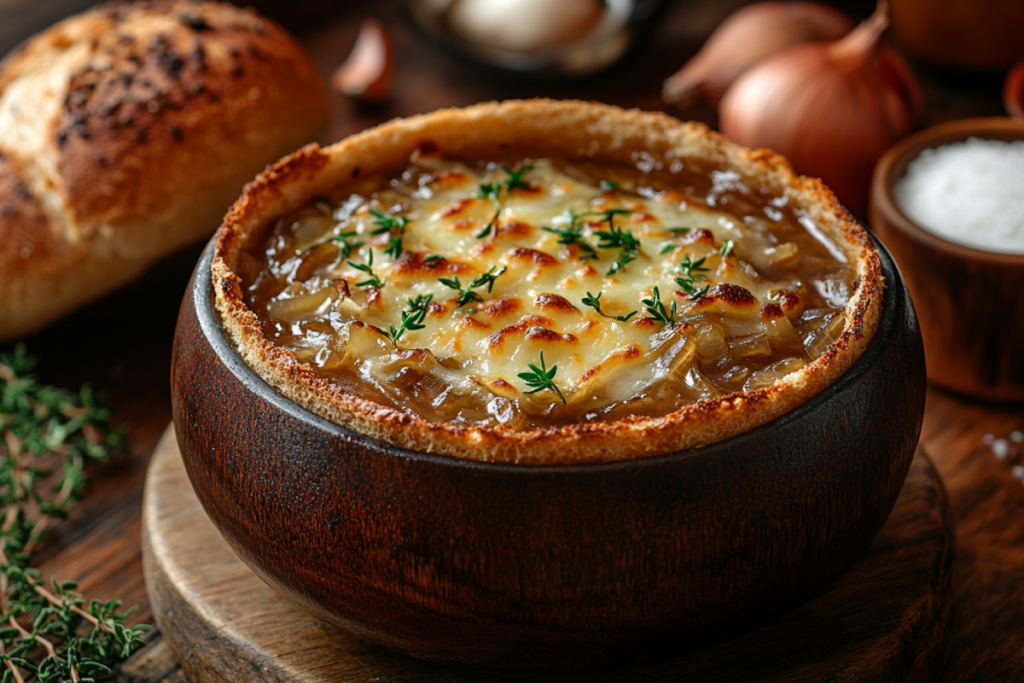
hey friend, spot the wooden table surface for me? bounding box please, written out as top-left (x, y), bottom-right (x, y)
top-left (3, 0), bottom-right (1021, 681)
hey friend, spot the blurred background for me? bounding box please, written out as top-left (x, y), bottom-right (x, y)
top-left (2, 0), bottom-right (1012, 140)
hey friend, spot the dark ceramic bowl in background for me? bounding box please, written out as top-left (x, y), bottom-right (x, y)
top-left (870, 117), bottom-right (1024, 402)
top-left (170, 239), bottom-right (925, 669)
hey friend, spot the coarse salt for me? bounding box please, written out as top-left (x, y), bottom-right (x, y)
top-left (892, 137), bottom-right (1024, 254)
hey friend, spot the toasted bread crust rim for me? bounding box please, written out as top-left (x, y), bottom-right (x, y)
top-left (212, 100), bottom-right (883, 465)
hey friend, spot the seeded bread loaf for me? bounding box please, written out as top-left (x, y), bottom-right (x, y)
top-left (0, 0), bottom-right (330, 341)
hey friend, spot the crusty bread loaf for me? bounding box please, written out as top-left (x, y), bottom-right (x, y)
top-left (0, 0), bottom-right (330, 341)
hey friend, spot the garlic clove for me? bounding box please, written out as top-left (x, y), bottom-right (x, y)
top-left (662, 1), bottom-right (853, 110)
top-left (332, 19), bottom-right (394, 105)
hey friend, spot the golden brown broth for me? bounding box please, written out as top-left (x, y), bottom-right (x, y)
top-left (241, 155), bottom-right (857, 430)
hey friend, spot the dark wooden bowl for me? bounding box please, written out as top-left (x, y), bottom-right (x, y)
top-left (869, 117), bottom-right (1024, 402)
top-left (171, 239), bottom-right (925, 670)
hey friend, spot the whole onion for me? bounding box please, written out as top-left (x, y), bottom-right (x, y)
top-left (719, 3), bottom-right (922, 216)
top-left (662, 1), bottom-right (854, 109)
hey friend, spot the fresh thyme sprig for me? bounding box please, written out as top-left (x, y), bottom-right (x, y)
top-left (674, 252), bottom-right (711, 300)
top-left (599, 180), bottom-right (619, 192)
top-left (330, 231), bottom-right (364, 259)
top-left (580, 291), bottom-right (637, 322)
top-left (660, 227), bottom-right (692, 254)
top-left (385, 294), bottom-right (433, 347)
top-left (369, 208), bottom-right (410, 260)
top-left (475, 165), bottom-right (535, 239)
top-left (678, 253), bottom-right (709, 279)
top-left (0, 345), bottom-right (148, 683)
top-left (517, 351), bottom-right (566, 404)
top-left (541, 214), bottom-right (599, 260)
top-left (676, 280), bottom-right (711, 300)
top-left (502, 164), bottom-right (534, 192)
top-left (588, 210), bottom-right (640, 276)
top-left (348, 250), bottom-right (386, 289)
top-left (438, 266), bottom-right (506, 309)
top-left (301, 230), bottom-right (364, 259)
top-left (641, 286), bottom-right (677, 325)
top-left (720, 239), bottom-right (735, 257)
top-left (476, 184), bottom-right (502, 240)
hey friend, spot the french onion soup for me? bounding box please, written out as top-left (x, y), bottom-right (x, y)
top-left (213, 100), bottom-right (882, 464)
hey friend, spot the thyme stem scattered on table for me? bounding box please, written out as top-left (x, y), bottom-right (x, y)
top-left (0, 345), bottom-right (148, 683)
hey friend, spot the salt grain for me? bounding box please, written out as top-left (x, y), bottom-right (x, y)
top-left (893, 137), bottom-right (1024, 254)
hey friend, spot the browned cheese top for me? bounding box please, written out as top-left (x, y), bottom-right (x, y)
top-left (240, 151), bottom-right (858, 431)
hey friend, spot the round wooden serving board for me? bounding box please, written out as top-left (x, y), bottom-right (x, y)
top-left (142, 425), bottom-right (954, 683)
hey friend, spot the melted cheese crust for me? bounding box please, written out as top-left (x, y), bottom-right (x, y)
top-left (245, 154), bottom-right (856, 430)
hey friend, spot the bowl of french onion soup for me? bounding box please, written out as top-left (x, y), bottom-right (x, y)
top-left (171, 100), bottom-right (925, 669)
top-left (870, 116), bottom-right (1024, 402)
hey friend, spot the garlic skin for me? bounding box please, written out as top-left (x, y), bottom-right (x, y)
top-left (663, 2), bottom-right (853, 109)
top-left (719, 6), bottom-right (921, 216)
top-left (333, 19), bottom-right (394, 105)
top-left (449, 0), bottom-right (605, 53)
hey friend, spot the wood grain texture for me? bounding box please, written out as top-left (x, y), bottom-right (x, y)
top-left (143, 425), bottom-right (954, 683)
top-left (0, 0), bottom-right (1017, 680)
top-left (869, 117), bottom-right (1024, 402)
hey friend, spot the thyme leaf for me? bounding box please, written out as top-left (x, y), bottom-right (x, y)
top-left (679, 253), bottom-right (709, 279)
top-left (541, 222), bottom-right (599, 260)
top-left (369, 208), bottom-right (409, 235)
top-left (581, 291), bottom-right (637, 322)
top-left (385, 294), bottom-right (433, 347)
top-left (517, 351), bottom-right (566, 404)
top-left (502, 164), bottom-right (535, 192)
top-left (674, 277), bottom-right (711, 300)
top-left (369, 208), bottom-right (409, 260)
top-left (348, 250), bottom-right (386, 289)
top-left (474, 164), bottom-right (535, 240)
top-left (588, 210), bottom-right (641, 276)
top-left (675, 252), bottom-right (711, 300)
top-left (641, 286), bottom-right (676, 325)
top-left (438, 266), bottom-right (506, 308)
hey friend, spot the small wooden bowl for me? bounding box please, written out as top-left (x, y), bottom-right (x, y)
top-left (1005, 59), bottom-right (1024, 120)
top-left (869, 117), bottom-right (1024, 402)
top-left (170, 238), bottom-right (925, 669)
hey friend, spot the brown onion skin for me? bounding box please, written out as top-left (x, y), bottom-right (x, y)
top-left (719, 18), bottom-right (921, 217)
top-left (663, 1), bottom-right (854, 110)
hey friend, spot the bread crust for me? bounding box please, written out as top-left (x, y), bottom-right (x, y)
top-left (213, 100), bottom-right (884, 465)
top-left (0, 0), bottom-right (330, 341)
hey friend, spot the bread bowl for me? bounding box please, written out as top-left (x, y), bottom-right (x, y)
top-left (0, 0), bottom-right (330, 341)
top-left (211, 100), bottom-right (884, 464)
top-left (172, 100), bottom-right (926, 667)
